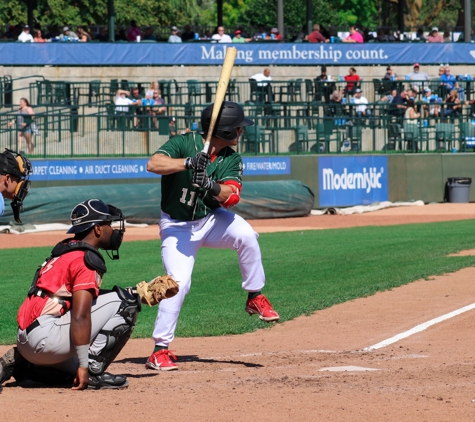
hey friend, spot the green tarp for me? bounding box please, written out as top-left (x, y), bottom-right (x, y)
top-left (0, 181), bottom-right (314, 225)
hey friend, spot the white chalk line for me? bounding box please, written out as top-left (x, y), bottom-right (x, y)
top-left (364, 302), bottom-right (475, 351)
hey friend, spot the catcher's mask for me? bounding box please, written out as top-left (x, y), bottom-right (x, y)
top-left (0, 148), bottom-right (33, 224)
top-left (200, 101), bottom-right (254, 142)
top-left (67, 199), bottom-right (125, 260)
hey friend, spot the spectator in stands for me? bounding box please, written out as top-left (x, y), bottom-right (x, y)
top-left (33, 29), bottom-right (46, 43)
top-left (390, 89), bottom-right (408, 118)
top-left (270, 28), bottom-right (283, 41)
top-left (380, 89), bottom-right (397, 103)
top-left (344, 67), bottom-right (360, 95)
top-left (437, 66), bottom-right (445, 78)
top-left (307, 24), bottom-right (327, 43)
top-left (376, 28), bottom-right (388, 42)
top-left (443, 30), bottom-right (451, 42)
top-left (422, 88), bottom-right (441, 118)
top-left (18, 25), bottom-right (33, 42)
top-left (327, 27), bottom-right (341, 43)
top-left (59, 26), bottom-right (78, 41)
top-left (315, 66), bottom-right (335, 102)
top-left (406, 63), bottom-right (430, 93)
top-left (96, 27), bottom-right (109, 42)
top-left (353, 88), bottom-right (371, 119)
top-left (168, 26), bottom-right (182, 43)
top-left (115, 89), bottom-right (136, 114)
top-left (327, 90), bottom-right (347, 117)
top-left (149, 90), bottom-right (167, 129)
top-left (116, 29), bottom-right (127, 41)
top-left (127, 20), bottom-right (141, 42)
top-left (444, 90), bottom-right (462, 117)
top-left (383, 66), bottom-right (398, 80)
top-left (427, 27), bottom-right (444, 42)
top-left (211, 26), bottom-right (232, 43)
top-left (253, 25), bottom-right (267, 40)
top-left (143, 27), bottom-right (157, 41)
top-left (415, 28), bottom-right (426, 42)
top-left (181, 25), bottom-right (195, 42)
top-left (404, 98), bottom-right (421, 150)
top-left (250, 68), bottom-right (273, 102)
top-left (77, 27), bottom-right (92, 42)
top-left (440, 66), bottom-right (456, 90)
top-left (342, 26), bottom-right (364, 43)
top-left (232, 30), bottom-right (247, 43)
top-left (6, 98), bottom-right (35, 155)
top-left (363, 28), bottom-right (375, 42)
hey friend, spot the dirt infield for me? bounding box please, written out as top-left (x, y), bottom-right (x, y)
top-left (1, 203), bottom-right (475, 421)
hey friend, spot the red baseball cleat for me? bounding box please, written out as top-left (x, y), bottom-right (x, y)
top-left (245, 294), bottom-right (280, 322)
top-left (145, 349), bottom-right (178, 371)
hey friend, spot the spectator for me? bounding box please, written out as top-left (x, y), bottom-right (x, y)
top-left (427, 27), bottom-right (444, 43)
top-left (390, 89), bottom-right (408, 118)
top-left (232, 29), bottom-right (246, 43)
top-left (33, 29), bottom-right (46, 43)
top-left (116, 87), bottom-right (142, 127)
top-left (315, 66), bottom-right (335, 102)
top-left (169, 117), bottom-right (177, 137)
top-left (380, 89), bottom-right (397, 103)
top-left (150, 89), bottom-right (167, 127)
top-left (383, 66), bottom-right (398, 80)
top-left (211, 26), bottom-right (232, 43)
top-left (143, 27), bottom-right (157, 41)
top-left (404, 98), bottom-right (421, 150)
top-left (116, 28), bottom-right (127, 41)
top-left (145, 81), bottom-right (159, 98)
top-left (77, 27), bottom-right (92, 42)
top-left (96, 27), bottom-right (109, 42)
top-left (353, 88), bottom-right (371, 118)
top-left (327, 27), bottom-right (341, 43)
top-left (344, 67), bottom-right (360, 95)
top-left (18, 25), bottom-right (33, 42)
top-left (307, 24), bottom-right (327, 43)
top-left (342, 26), bottom-right (364, 43)
top-left (127, 20), bottom-right (141, 42)
top-left (444, 89), bottom-right (462, 117)
top-left (115, 89), bottom-right (135, 114)
top-left (181, 25), bottom-right (195, 41)
top-left (253, 25), bottom-right (267, 40)
top-left (363, 27), bottom-right (375, 42)
top-left (202, 30), bottom-right (212, 40)
top-left (168, 26), bottom-right (182, 43)
top-left (443, 30), bottom-right (451, 42)
top-left (376, 28), bottom-right (388, 42)
top-left (415, 28), bottom-right (426, 42)
top-left (327, 90), bottom-right (347, 118)
top-left (422, 88), bottom-right (441, 118)
top-left (437, 65), bottom-right (445, 78)
top-left (270, 27), bottom-right (283, 41)
top-left (59, 26), bottom-right (78, 41)
top-left (406, 63), bottom-right (430, 93)
top-left (294, 24), bottom-right (307, 42)
top-left (250, 68), bottom-right (273, 102)
top-left (440, 66), bottom-right (456, 91)
top-left (6, 98), bottom-right (35, 154)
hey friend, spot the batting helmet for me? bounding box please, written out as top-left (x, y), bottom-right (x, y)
top-left (67, 199), bottom-right (123, 234)
top-left (201, 101), bottom-right (254, 142)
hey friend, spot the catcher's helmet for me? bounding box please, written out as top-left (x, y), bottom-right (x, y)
top-left (201, 101), bottom-right (254, 141)
top-left (67, 199), bottom-right (123, 234)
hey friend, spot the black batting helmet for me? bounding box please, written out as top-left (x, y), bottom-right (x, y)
top-left (201, 101), bottom-right (254, 142)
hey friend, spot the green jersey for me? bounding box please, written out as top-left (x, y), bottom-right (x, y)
top-left (155, 132), bottom-right (243, 221)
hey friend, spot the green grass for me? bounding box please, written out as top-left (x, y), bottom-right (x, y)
top-left (2, 220), bottom-right (475, 344)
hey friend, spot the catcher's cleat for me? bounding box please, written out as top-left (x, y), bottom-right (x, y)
top-left (245, 294), bottom-right (280, 323)
top-left (0, 347), bottom-right (26, 393)
top-left (87, 372), bottom-right (129, 390)
top-left (145, 349), bottom-right (178, 371)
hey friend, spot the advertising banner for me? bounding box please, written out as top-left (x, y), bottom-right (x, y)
top-left (318, 156), bottom-right (388, 207)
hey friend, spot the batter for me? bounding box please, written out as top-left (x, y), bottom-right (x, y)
top-left (145, 101), bottom-right (280, 371)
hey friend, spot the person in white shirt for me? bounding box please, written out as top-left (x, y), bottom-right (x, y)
top-left (250, 68), bottom-right (273, 102)
top-left (211, 26), bottom-right (232, 43)
top-left (168, 26), bottom-right (182, 43)
top-left (114, 90), bottom-right (136, 113)
top-left (352, 88), bottom-right (371, 117)
top-left (18, 25), bottom-right (34, 42)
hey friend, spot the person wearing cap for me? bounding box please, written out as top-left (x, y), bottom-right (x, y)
top-left (353, 88), bottom-right (371, 119)
top-left (211, 26), bottom-right (232, 43)
top-left (168, 26), bottom-right (182, 43)
top-left (427, 27), bottom-right (444, 43)
top-left (58, 26), bottom-right (77, 41)
top-left (406, 63), bottom-right (430, 93)
top-left (422, 88), bottom-right (441, 118)
top-left (18, 25), bottom-right (33, 42)
top-left (269, 27), bottom-right (283, 41)
top-left (342, 26), bottom-right (364, 43)
top-left (0, 149), bottom-right (32, 222)
top-left (232, 29), bottom-right (246, 43)
top-left (181, 25), bottom-right (195, 42)
top-left (0, 199), bottom-right (151, 391)
top-left (383, 66), bottom-right (398, 80)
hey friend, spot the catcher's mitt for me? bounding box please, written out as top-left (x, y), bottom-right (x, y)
top-left (136, 275), bottom-right (179, 306)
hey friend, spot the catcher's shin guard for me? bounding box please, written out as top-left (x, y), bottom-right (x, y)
top-left (0, 347), bottom-right (28, 392)
top-left (88, 287), bottom-right (140, 375)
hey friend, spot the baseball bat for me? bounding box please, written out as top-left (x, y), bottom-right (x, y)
top-left (202, 47), bottom-right (237, 154)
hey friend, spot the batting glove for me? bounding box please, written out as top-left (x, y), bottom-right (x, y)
top-left (192, 169), bottom-right (221, 196)
top-left (185, 151), bottom-right (210, 170)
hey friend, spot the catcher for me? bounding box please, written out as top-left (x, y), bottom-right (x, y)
top-left (0, 199), bottom-right (178, 392)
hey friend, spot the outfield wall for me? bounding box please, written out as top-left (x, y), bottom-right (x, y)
top-left (28, 154), bottom-right (475, 211)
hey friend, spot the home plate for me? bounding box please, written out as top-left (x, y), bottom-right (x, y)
top-left (319, 366), bottom-right (379, 372)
